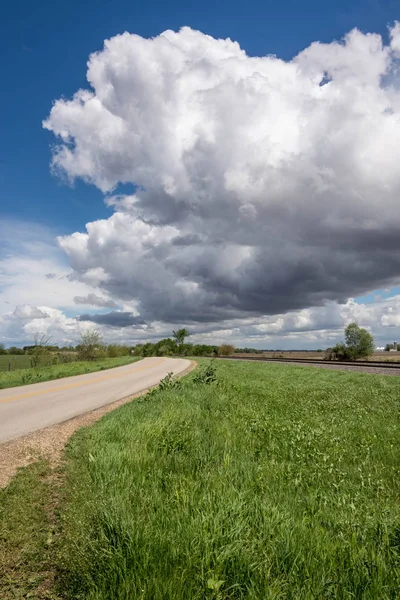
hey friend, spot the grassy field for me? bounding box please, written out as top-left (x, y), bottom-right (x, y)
top-left (2, 360), bottom-right (400, 599)
top-left (235, 350), bottom-right (400, 362)
top-left (0, 354), bottom-right (32, 372)
top-left (0, 355), bottom-right (141, 390)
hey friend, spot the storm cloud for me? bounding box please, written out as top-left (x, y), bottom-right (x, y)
top-left (44, 25), bottom-right (400, 326)
top-left (78, 311), bottom-right (146, 328)
top-left (74, 293), bottom-right (118, 308)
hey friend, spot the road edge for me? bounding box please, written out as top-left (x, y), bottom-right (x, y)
top-left (0, 359), bottom-right (197, 488)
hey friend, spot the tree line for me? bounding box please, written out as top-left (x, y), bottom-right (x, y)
top-left (0, 323), bottom-right (378, 363)
top-left (0, 328), bottom-right (236, 368)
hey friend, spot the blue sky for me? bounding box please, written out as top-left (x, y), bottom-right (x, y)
top-left (2, 0), bottom-right (400, 347)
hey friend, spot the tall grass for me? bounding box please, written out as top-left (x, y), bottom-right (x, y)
top-left (56, 361), bottom-right (400, 599)
top-left (0, 356), bottom-right (141, 390)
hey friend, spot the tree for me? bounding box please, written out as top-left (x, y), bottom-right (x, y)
top-left (344, 322), bottom-right (375, 360)
top-left (325, 323), bottom-right (375, 361)
top-left (77, 329), bottom-right (105, 361)
top-left (0, 343), bottom-right (7, 355)
top-left (157, 344), bottom-right (174, 357)
top-left (154, 338), bottom-right (178, 356)
top-left (172, 328), bottom-right (190, 349)
top-left (7, 346), bottom-right (25, 355)
top-left (385, 343), bottom-right (394, 351)
top-left (140, 342), bottom-right (156, 357)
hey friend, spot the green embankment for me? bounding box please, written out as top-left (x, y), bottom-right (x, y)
top-left (2, 360), bottom-right (400, 598)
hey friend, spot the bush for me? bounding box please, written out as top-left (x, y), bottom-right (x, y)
top-left (193, 361), bottom-right (218, 384)
top-left (158, 372), bottom-right (181, 391)
top-left (56, 351), bottom-right (77, 364)
top-left (325, 343), bottom-right (348, 361)
top-left (107, 344), bottom-right (131, 358)
top-left (218, 344), bottom-right (235, 356)
top-left (132, 337), bottom-right (218, 358)
top-left (29, 346), bottom-right (54, 368)
top-left (192, 344), bottom-right (217, 356)
top-left (147, 372), bottom-right (181, 398)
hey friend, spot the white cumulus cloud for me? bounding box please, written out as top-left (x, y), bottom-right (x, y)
top-left (39, 24), bottom-right (400, 336)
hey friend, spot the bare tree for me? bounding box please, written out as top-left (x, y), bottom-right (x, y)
top-left (77, 329), bottom-right (105, 361)
top-left (30, 333), bottom-right (53, 367)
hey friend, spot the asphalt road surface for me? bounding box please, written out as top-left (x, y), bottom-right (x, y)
top-left (0, 357), bottom-right (191, 443)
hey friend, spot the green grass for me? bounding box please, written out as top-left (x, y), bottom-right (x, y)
top-left (0, 354), bottom-right (32, 372)
top-left (2, 361), bottom-right (400, 599)
top-left (0, 356), bottom-right (141, 390)
top-left (0, 460), bottom-right (61, 599)
top-left (56, 361), bottom-right (400, 599)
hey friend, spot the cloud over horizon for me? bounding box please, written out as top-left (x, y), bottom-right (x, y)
top-left (42, 24), bottom-right (400, 332)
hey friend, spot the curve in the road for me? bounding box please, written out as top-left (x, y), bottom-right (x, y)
top-left (0, 357), bottom-right (191, 443)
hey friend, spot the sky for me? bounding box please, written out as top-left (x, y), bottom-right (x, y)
top-left (2, 0), bottom-right (400, 349)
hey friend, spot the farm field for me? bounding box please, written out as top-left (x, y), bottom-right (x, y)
top-left (0, 354), bottom-right (32, 372)
top-left (235, 350), bottom-right (400, 362)
top-left (2, 359), bottom-right (400, 599)
top-left (0, 355), bottom-right (141, 389)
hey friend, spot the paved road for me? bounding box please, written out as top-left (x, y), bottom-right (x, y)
top-left (0, 357), bottom-right (191, 443)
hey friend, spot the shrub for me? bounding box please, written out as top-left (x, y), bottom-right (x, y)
top-left (193, 361), bottom-right (218, 384)
top-left (56, 351), bottom-right (76, 364)
top-left (218, 344), bottom-right (235, 356)
top-left (158, 372), bottom-right (181, 391)
top-left (325, 343), bottom-right (348, 361)
top-left (132, 344), bottom-right (144, 356)
top-left (107, 344), bottom-right (131, 358)
top-left (147, 372), bottom-right (181, 398)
